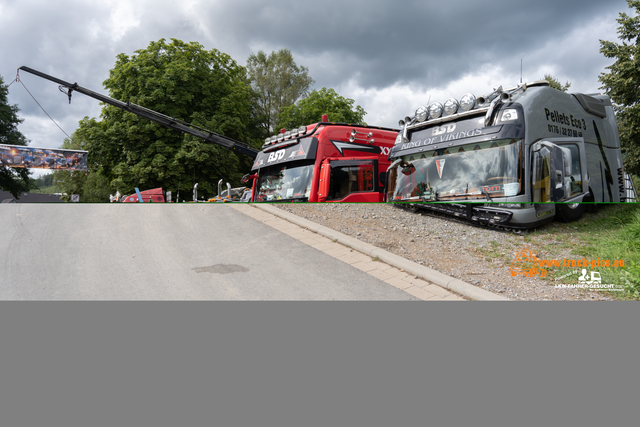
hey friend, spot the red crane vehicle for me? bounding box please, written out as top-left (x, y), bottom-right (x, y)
top-left (18, 66), bottom-right (397, 203)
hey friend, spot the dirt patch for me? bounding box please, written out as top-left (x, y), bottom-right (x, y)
top-left (276, 203), bottom-right (614, 301)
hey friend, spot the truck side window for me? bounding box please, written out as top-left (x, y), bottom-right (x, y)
top-left (564, 144), bottom-right (583, 196)
top-left (328, 163), bottom-right (374, 200)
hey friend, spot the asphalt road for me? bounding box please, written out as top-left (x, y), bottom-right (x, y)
top-left (0, 203), bottom-right (415, 300)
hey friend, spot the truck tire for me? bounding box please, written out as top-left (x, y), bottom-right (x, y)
top-left (555, 203), bottom-right (586, 222)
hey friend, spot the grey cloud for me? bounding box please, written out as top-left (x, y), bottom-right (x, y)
top-left (0, 0), bottom-right (632, 150)
top-left (192, 0), bottom-right (628, 89)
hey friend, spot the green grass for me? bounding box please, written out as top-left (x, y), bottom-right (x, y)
top-left (471, 204), bottom-right (640, 299)
top-left (525, 204), bottom-right (640, 299)
top-left (477, 240), bottom-right (509, 263)
top-left (30, 185), bottom-right (60, 194)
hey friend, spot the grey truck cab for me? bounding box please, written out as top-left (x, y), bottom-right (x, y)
top-left (387, 81), bottom-right (637, 229)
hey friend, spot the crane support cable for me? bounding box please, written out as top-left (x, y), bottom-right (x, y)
top-left (15, 71), bottom-right (71, 139)
top-left (17, 66), bottom-right (259, 159)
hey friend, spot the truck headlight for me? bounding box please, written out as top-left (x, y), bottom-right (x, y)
top-left (500, 109), bottom-right (518, 121)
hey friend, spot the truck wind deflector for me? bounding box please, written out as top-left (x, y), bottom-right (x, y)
top-left (572, 94), bottom-right (607, 118)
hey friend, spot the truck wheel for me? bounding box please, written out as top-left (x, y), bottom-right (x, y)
top-left (555, 203), bottom-right (586, 222)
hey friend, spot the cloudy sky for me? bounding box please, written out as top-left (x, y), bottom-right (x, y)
top-left (0, 0), bottom-right (633, 165)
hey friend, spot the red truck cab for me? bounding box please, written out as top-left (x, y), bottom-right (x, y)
top-left (247, 117), bottom-right (398, 203)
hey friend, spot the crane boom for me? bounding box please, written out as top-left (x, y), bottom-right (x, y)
top-left (18, 66), bottom-right (259, 159)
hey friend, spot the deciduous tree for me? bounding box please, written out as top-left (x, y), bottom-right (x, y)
top-left (278, 87), bottom-right (367, 130)
top-left (52, 123), bottom-right (112, 202)
top-left (86, 38), bottom-right (262, 199)
top-left (246, 49), bottom-right (314, 133)
top-left (0, 74), bottom-right (34, 198)
top-left (599, 0), bottom-right (640, 175)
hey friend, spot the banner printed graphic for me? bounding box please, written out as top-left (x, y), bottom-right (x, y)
top-left (0, 144), bottom-right (88, 171)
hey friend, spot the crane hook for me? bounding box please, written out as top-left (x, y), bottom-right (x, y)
top-left (58, 85), bottom-right (73, 104)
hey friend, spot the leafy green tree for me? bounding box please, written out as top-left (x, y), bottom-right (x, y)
top-left (0, 74), bottom-right (34, 198)
top-left (599, 0), bottom-right (640, 176)
top-left (86, 38), bottom-right (262, 199)
top-left (31, 173), bottom-right (57, 194)
top-left (246, 49), bottom-right (314, 133)
top-left (278, 87), bottom-right (367, 129)
top-left (34, 173), bottom-right (54, 189)
top-left (544, 74), bottom-right (571, 92)
top-left (52, 124), bottom-right (112, 202)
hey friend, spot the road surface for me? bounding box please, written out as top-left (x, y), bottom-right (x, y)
top-left (0, 203), bottom-right (416, 300)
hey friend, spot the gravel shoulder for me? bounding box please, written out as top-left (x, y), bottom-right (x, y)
top-left (276, 203), bottom-right (615, 301)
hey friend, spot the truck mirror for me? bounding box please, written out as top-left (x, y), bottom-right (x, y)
top-left (242, 173), bottom-right (257, 184)
top-left (379, 171), bottom-right (387, 187)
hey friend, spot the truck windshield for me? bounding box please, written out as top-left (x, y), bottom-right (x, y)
top-left (256, 161), bottom-right (314, 201)
top-left (387, 139), bottom-right (522, 201)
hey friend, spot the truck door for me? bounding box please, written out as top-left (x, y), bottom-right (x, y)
top-left (531, 138), bottom-right (588, 203)
top-left (317, 159), bottom-right (380, 202)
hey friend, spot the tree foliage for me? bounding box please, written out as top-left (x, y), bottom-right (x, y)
top-left (52, 124), bottom-right (112, 202)
top-left (246, 49), bottom-right (314, 133)
top-left (85, 38), bottom-right (262, 199)
top-left (34, 173), bottom-right (54, 190)
top-left (544, 74), bottom-right (571, 92)
top-left (599, 0), bottom-right (640, 175)
top-left (0, 74), bottom-right (34, 198)
top-left (278, 88), bottom-right (367, 129)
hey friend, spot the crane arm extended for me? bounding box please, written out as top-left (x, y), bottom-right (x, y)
top-left (18, 66), bottom-right (259, 159)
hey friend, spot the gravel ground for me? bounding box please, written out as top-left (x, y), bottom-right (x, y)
top-left (276, 203), bottom-right (616, 301)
